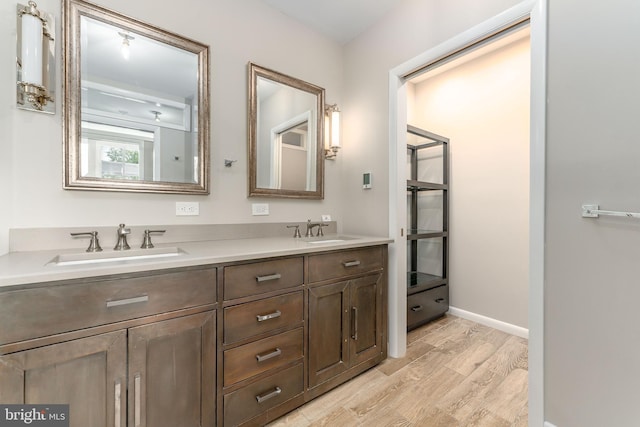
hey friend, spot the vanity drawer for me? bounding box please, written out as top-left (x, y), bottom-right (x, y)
top-left (308, 246), bottom-right (384, 283)
top-left (223, 257), bottom-right (303, 300)
top-left (224, 328), bottom-right (303, 386)
top-left (224, 291), bottom-right (303, 344)
top-left (0, 267), bottom-right (216, 345)
top-left (223, 362), bottom-right (303, 427)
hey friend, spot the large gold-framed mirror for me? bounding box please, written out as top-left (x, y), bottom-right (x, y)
top-left (248, 63), bottom-right (324, 199)
top-left (63, 0), bottom-right (209, 194)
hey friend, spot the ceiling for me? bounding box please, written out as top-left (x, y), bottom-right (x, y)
top-left (262, 0), bottom-right (407, 44)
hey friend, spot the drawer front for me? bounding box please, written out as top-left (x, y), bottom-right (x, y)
top-left (308, 246), bottom-right (384, 283)
top-left (0, 268), bottom-right (216, 345)
top-left (224, 363), bottom-right (303, 427)
top-left (224, 291), bottom-right (303, 344)
top-left (407, 284), bottom-right (449, 329)
top-left (224, 328), bottom-right (303, 386)
top-left (224, 257), bottom-right (303, 300)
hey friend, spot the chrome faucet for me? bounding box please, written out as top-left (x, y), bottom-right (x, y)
top-left (305, 219), bottom-right (321, 237)
top-left (114, 223), bottom-right (131, 250)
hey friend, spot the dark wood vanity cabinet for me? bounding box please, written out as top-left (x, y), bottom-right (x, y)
top-left (307, 247), bottom-right (387, 395)
top-left (308, 273), bottom-right (384, 388)
top-left (128, 311), bottom-right (216, 427)
top-left (0, 330), bottom-right (128, 427)
top-left (0, 243), bottom-right (387, 427)
top-left (220, 256), bottom-right (305, 427)
top-left (219, 245), bottom-right (387, 426)
top-left (0, 266), bottom-right (217, 427)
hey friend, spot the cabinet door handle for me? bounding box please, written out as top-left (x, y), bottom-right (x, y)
top-left (343, 260), bottom-right (361, 267)
top-left (134, 374), bottom-right (141, 427)
top-left (351, 306), bottom-right (358, 340)
top-left (410, 305), bottom-right (423, 312)
top-left (256, 273), bottom-right (282, 282)
top-left (106, 295), bottom-right (149, 308)
top-left (114, 380), bottom-right (121, 427)
top-left (255, 386), bottom-right (282, 403)
top-left (435, 298), bottom-right (445, 303)
top-left (256, 310), bottom-right (281, 322)
top-left (256, 347), bottom-right (282, 362)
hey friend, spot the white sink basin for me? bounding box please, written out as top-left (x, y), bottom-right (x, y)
top-left (48, 246), bottom-right (184, 266)
top-left (305, 236), bottom-right (354, 244)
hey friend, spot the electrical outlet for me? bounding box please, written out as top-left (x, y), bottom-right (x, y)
top-left (176, 202), bottom-right (199, 216)
top-left (321, 214), bottom-right (332, 222)
top-left (252, 203), bottom-right (269, 216)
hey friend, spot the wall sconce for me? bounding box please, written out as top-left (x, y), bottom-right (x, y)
top-left (325, 104), bottom-right (341, 160)
top-left (16, 1), bottom-right (55, 113)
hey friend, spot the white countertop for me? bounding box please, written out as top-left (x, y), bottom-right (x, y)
top-left (0, 234), bottom-right (392, 289)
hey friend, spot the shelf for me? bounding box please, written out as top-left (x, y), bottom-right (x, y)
top-left (407, 272), bottom-right (447, 295)
top-left (407, 230), bottom-right (447, 240)
top-left (407, 180), bottom-right (447, 191)
top-left (407, 124), bottom-right (449, 329)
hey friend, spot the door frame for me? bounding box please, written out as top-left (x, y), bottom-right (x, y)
top-left (387, 0), bottom-right (547, 425)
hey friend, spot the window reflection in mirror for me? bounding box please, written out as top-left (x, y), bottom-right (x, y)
top-left (63, 0), bottom-right (209, 194)
top-left (249, 63), bottom-right (324, 199)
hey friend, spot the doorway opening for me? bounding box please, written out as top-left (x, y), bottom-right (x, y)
top-left (406, 25), bottom-right (530, 334)
top-left (387, 1), bottom-right (547, 424)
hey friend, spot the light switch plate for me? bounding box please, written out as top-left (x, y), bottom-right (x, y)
top-left (176, 202), bottom-right (199, 216)
top-left (252, 203), bottom-right (269, 216)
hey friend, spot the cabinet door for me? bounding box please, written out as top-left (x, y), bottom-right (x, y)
top-left (350, 274), bottom-right (383, 366)
top-left (308, 281), bottom-right (349, 388)
top-left (0, 330), bottom-right (127, 427)
top-left (128, 311), bottom-right (216, 427)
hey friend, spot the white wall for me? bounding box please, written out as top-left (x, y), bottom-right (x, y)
top-left (1, 0), bottom-right (344, 255)
top-left (410, 36), bottom-right (530, 328)
top-left (0, 1), bottom-right (13, 255)
top-left (545, 1), bottom-right (640, 425)
top-left (341, 0), bottom-right (522, 236)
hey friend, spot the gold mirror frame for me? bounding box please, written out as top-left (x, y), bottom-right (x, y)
top-left (62, 0), bottom-right (210, 194)
top-left (248, 63), bottom-right (324, 199)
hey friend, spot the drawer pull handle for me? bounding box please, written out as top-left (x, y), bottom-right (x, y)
top-left (106, 295), bottom-right (149, 308)
top-left (256, 310), bottom-right (282, 322)
top-left (256, 347), bottom-right (282, 362)
top-left (256, 386), bottom-right (282, 403)
top-left (435, 298), bottom-right (445, 303)
top-left (256, 273), bottom-right (282, 282)
top-left (114, 380), bottom-right (121, 427)
top-left (351, 307), bottom-right (358, 340)
top-left (134, 374), bottom-right (141, 427)
top-left (411, 305), bottom-right (423, 312)
top-left (343, 260), bottom-right (361, 267)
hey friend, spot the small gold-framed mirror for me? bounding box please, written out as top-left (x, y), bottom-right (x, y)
top-left (63, 0), bottom-right (210, 194)
top-left (248, 63), bottom-right (324, 199)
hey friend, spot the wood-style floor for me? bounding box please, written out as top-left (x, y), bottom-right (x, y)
top-left (268, 314), bottom-right (528, 426)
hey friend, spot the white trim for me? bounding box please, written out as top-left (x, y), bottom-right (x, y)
top-left (448, 306), bottom-right (529, 339)
top-left (528, 2), bottom-right (547, 425)
top-left (544, 423), bottom-right (558, 427)
top-left (388, 1), bottom-right (546, 425)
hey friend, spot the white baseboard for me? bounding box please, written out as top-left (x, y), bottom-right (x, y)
top-left (448, 306), bottom-right (529, 339)
top-left (544, 422), bottom-right (557, 427)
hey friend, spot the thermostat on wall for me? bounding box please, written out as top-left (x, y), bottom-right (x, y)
top-left (363, 172), bottom-right (372, 189)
